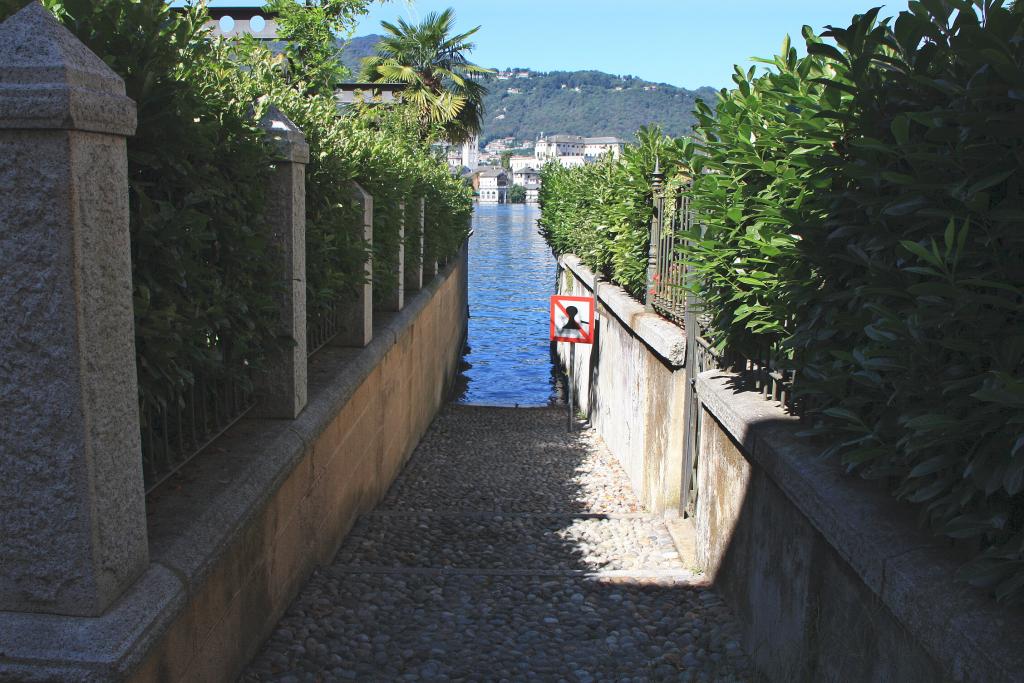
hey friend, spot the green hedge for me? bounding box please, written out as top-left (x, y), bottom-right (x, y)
top-left (218, 39), bottom-right (472, 315)
top-left (681, 0), bottom-right (1024, 604)
top-left (537, 127), bottom-right (689, 298)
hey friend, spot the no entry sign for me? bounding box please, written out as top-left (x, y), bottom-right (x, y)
top-left (550, 295), bottom-right (595, 344)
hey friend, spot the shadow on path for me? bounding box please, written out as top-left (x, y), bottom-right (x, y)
top-left (241, 406), bottom-right (755, 682)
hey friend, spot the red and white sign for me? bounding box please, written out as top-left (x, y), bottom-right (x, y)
top-left (550, 295), bottom-right (595, 344)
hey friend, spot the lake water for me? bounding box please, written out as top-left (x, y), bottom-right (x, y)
top-left (453, 203), bottom-right (565, 407)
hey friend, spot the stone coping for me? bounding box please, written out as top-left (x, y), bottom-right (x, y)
top-left (559, 254), bottom-right (685, 367)
top-left (0, 249), bottom-right (466, 681)
top-left (696, 370), bottom-right (1024, 683)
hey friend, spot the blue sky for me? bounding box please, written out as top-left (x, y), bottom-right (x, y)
top-left (355, 0), bottom-right (914, 89)
top-left (192, 1), bottom-right (913, 89)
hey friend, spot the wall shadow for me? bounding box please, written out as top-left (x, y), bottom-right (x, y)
top-left (696, 375), bottom-right (951, 682)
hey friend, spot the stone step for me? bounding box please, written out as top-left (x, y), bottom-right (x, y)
top-left (241, 571), bottom-right (753, 682)
top-left (334, 513), bottom-right (684, 573)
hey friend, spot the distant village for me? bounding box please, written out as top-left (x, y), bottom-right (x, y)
top-left (446, 133), bottom-right (625, 204)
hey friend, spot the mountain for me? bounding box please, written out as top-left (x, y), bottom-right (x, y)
top-left (338, 33), bottom-right (382, 76)
top-left (339, 35), bottom-right (718, 145)
top-left (479, 70), bottom-right (716, 146)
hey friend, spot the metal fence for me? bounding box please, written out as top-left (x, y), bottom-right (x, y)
top-left (645, 177), bottom-right (802, 413)
top-left (646, 182), bottom-right (692, 326)
top-left (307, 302), bottom-right (344, 357)
top-left (736, 346), bottom-right (802, 414)
top-left (141, 370), bottom-right (255, 493)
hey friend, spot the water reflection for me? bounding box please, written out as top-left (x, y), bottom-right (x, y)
top-left (453, 203), bottom-right (565, 407)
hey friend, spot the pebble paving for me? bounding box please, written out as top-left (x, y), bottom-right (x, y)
top-left (241, 405), bottom-right (755, 682)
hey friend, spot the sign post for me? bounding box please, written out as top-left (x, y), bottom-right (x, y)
top-left (550, 295), bottom-right (595, 432)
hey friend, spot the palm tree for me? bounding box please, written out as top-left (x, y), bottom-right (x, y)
top-left (360, 8), bottom-right (492, 144)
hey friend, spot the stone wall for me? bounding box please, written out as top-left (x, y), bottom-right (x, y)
top-left (694, 371), bottom-right (1024, 683)
top-left (0, 249), bottom-right (468, 682)
top-left (555, 255), bottom-right (687, 514)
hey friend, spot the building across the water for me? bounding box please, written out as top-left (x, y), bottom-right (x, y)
top-left (477, 168), bottom-right (509, 204)
top-left (512, 166), bottom-right (541, 203)
top-left (512, 166), bottom-right (539, 186)
top-left (535, 134), bottom-right (586, 163)
top-left (584, 136), bottom-right (625, 161)
top-left (509, 155), bottom-right (535, 173)
top-left (534, 134), bottom-right (625, 168)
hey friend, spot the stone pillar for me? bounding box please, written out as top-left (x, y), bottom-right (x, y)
top-left (379, 198), bottom-right (405, 312)
top-left (0, 2), bottom-right (148, 616)
top-left (404, 196), bottom-right (425, 292)
top-left (334, 181), bottom-right (374, 347)
top-left (254, 105), bottom-right (308, 419)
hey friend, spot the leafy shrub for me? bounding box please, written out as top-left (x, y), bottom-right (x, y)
top-left (424, 164), bottom-right (474, 266)
top-left (538, 126), bottom-right (689, 297)
top-left (679, 0), bottom-right (1024, 603)
top-left (215, 37), bottom-right (369, 318)
top-left (681, 34), bottom-right (835, 359)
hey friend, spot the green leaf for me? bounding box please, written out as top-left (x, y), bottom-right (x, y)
top-left (891, 115), bottom-right (910, 145)
top-left (903, 414), bottom-right (958, 430)
top-left (823, 407), bottom-right (863, 424)
top-left (899, 240), bottom-right (943, 268)
top-left (967, 169), bottom-right (1015, 195)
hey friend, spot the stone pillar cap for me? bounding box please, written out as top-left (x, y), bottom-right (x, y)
top-left (0, 2), bottom-right (136, 135)
top-left (259, 103), bottom-right (310, 164)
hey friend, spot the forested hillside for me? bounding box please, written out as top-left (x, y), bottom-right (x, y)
top-left (479, 70), bottom-right (715, 144)
top-left (340, 36), bottom-right (716, 144)
top-left (338, 33), bottom-right (382, 75)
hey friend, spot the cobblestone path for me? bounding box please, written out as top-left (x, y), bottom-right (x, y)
top-left (242, 406), bottom-right (755, 682)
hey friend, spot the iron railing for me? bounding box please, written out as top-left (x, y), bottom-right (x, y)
top-left (307, 301), bottom-right (344, 357)
top-left (735, 347), bottom-right (802, 415)
top-left (141, 369), bottom-right (255, 493)
top-left (648, 186), bottom-right (692, 326)
top-left (646, 178), bottom-right (803, 412)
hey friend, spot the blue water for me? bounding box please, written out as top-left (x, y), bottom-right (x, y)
top-left (453, 203), bottom-right (565, 407)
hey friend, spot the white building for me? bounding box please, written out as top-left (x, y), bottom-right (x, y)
top-left (477, 168), bottom-right (509, 204)
top-left (584, 136), bottom-right (625, 160)
top-left (535, 134), bottom-right (586, 162)
top-left (444, 134), bottom-right (480, 173)
top-left (512, 166), bottom-right (539, 187)
top-left (558, 156), bottom-right (587, 169)
top-left (510, 166), bottom-right (541, 204)
top-left (509, 155), bottom-right (535, 173)
top-left (531, 134), bottom-right (626, 168)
